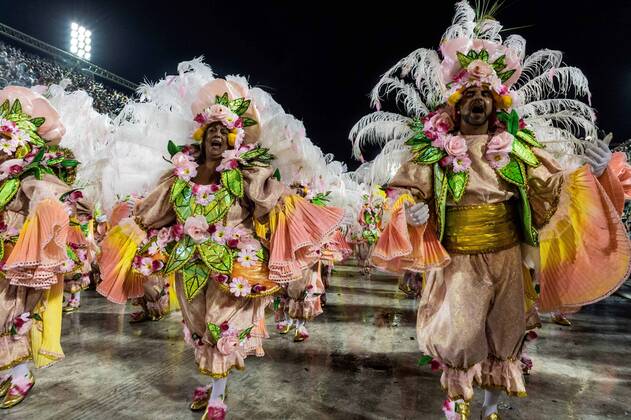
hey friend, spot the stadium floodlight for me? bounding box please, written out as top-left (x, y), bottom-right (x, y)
top-left (69, 22), bottom-right (92, 61)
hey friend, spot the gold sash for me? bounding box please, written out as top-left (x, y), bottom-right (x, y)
top-left (443, 202), bottom-right (519, 254)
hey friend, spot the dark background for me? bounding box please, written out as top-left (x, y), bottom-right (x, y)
top-left (1, 0), bottom-right (629, 168)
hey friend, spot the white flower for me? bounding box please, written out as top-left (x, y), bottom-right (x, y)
top-left (212, 225), bottom-right (227, 244)
top-left (147, 241), bottom-right (161, 256)
top-left (0, 137), bottom-right (18, 155)
top-left (229, 277), bottom-right (251, 297)
top-left (138, 257), bottom-right (154, 276)
top-left (237, 247), bottom-right (257, 267)
top-left (59, 259), bottom-right (76, 273)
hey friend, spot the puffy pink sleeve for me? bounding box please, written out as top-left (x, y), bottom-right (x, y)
top-left (370, 161), bottom-right (450, 273)
top-left (530, 149), bottom-right (631, 312)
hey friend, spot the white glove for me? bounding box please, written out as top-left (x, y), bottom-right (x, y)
top-left (584, 136), bottom-right (612, 177)
top-left (405, 202), bottom-right (429, 226)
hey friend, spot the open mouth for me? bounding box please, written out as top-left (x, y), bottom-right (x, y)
top-left (210, 137), bottom-right (223, 148)
top-left (471, 102), bottom-right (485, 114)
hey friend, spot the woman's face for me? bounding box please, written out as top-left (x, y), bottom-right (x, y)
top-left (203, 122), bottom-right (230, 161)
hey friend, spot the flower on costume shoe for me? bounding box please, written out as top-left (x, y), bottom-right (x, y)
top-left (184, 215), bottom-right (210, 244)
top-left (206, 398), bottom-right (228, 420)
top-left (229, 277), bottom-right (251, 297)
top-left (172, 152), bottom-right (198, 181)
top-left (237, 247), bottom-right (257, 267)
top-left (216, 336), bottom-right (240, 356)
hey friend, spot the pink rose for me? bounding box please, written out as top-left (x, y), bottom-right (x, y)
top-left (209, 184), bottom-right (221, 193)
top-left (439, 155), bottom-right (453, 168)
top-left (444, 135), bottom-right (468, 157)
top-left (157, 227), bottom-right (172, 246)
top-left (171, 224), bottom-right (184, 241)
top-left (216, 336), bottom-right (240, 356)
top-left (184, 215), bottom-right (210, 244)
top-left (0, 159), bottom-right (25, 180)
top-left (206, 399), bottom-right (227, 420)
top-left (428, 112), bottom-right (454, 134)
top-left (466, 59), bottom-right (495, 79)
top-left (487, 132), bottom-right (514, 154)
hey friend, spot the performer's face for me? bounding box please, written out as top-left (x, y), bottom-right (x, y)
top-left (204, 122), bottom-right (230, 161)
top-left (458, 86), bottom-right (494, 127)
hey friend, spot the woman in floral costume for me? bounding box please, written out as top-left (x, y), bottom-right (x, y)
top-left (97, 79), bottom-right (343, 419)
top-left (350, 2), bottom-right (631, 418)
top-left (0, 86), bottom-right (92, 408)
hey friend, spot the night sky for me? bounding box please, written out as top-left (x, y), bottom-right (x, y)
top-left (1, 0), bottom-right (630, 168)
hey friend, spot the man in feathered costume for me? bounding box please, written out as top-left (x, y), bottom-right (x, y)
top-left (350, 2), bottom-right (631, 418)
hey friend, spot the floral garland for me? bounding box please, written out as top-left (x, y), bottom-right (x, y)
top-left (407, 108), bottom-right (544, 203)
top-left (130, 139), bottom-right (275, 301)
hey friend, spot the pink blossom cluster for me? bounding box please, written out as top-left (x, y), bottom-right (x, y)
top-left (172, 151), bottom-right (199, 181)
top-left (484, 131), bottom-right (514, 169)
top-left (216, 143), bottom-right (253, 172)
top-left (0, 118), bottom-right (29, 156)
top-left (194, 104), bottom-right (242, 130)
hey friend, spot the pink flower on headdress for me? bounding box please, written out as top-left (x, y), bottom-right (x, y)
top-left (184, 215), bottom-right (210, 244)
top-left (444, 135), bottom-right (468, 157)
top-left (467, 60), bottom-right (495, 79)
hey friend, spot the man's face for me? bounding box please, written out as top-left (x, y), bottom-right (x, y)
top-left (203, 122), bottom-right (230, 161)
top-left (458, 86), bottom-right (494, 127)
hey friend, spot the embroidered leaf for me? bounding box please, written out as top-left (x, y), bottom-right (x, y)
top-left (414, 146), bottom-right (445, 165)
top-left (241, 117), bottom-right (258, 127)
top-left (0, 237), bottom-right (4, 261)
top-left (0, 178), bottom-right (20, 211)
top-left (256, 246), bottom-right (269, 263)
top-left (0, 100), bottom-right (9, 116)
top-left (492, 55), bottom-right (507, 72)
top-left (30, 117), bottom-right (45, 127)
top-left (273, 296), bottom-right (281, 311)
top-left (238, 325), bottom-right (254, 341)
top-left (201, 188), bottom-right (234, 224)
top-left (32, 147), bottom-right (46, 163)
top-left (478, 49), bottom-right (489, 61)
top-left (66, 246), bottom-right (79, 263)
top-left (221, 168), bottom-right (244, 198)
top-left (518, 186), bottom-right (539, 247)
top-left (197, 241), bottom-right (233, 274)
top-left (511, 139), bottom-right (540, 167)
top-left (172, 181), bottom-right (193, 222)
top-left (32, 313), bottom-right (42, 321)
top-left (15, 143), bottom-right (30, 159)
top-left (516, 129), bottom-right (544, 149)
top-left (467, 50), bottom-right (478, 59)
top-left (207, 322), bottom-right (221, 344)
top-left (457, 51), bottom-right (473, 68)
top-left (164, 236), bottom-right (195, 274)
top-left (447, 170), bottom-right (469, 203)
top-left (182, 260), bottom-right (210, 301)
top-left (60, 159), bottom-right (80, 167)
top-left (272, 168), bottom-right (281, 181)
top-left (417, 355), bottom-right (433, 367)
top-left (434, 163), bottom-right (448, 241)
top-left (497, 157), bottom-right (526, 186)
top-left (215, 93), bottom-right (230, 106)
top-left (167, 140), bottom-right (180, 157)
top-left (10, 99), bottom-right (22, 114)
top-left (408, 141), bottom-right (431, 156)
top-left (229, 98), bottom-right (251, 116)
top-left (498, 69), bottom-right (516, 83)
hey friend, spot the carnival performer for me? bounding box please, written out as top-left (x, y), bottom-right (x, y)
top-left (97, 76), bottom-right (344, 420)
top-left (350, 2), bottom-right (631, 418)
top-left (0, 86), bottom-right (95, 408)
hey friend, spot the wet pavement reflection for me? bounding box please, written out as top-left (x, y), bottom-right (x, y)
top-left (4, 265), bottom-right (631, 419)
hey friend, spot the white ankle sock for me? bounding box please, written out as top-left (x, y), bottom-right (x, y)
top-left (11, 363), bottom-right (29, 380)
top-left (482, 389), bottom-right (501, 417)
top-left (210, 377), bottom-right (227, 401)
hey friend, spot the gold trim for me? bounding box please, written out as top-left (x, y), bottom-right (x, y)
top-left (215, 282), bottom-right (281, 299)
top-left (0, 354), bottom-right (31, 372)
top-left (198, 364), bottom-right (245, 379)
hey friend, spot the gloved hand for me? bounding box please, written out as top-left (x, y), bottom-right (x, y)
top-left (405, 202), bottom-right (429, 226)
top-left (584, 136), bottom-right (612, 177)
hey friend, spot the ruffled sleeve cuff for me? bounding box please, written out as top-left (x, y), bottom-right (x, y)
top-left (5, 198), bottom-right (69, 288)
top-left (538, 165), bottom-right (631, 312)
top-left (96, 218), bottom-right (147, 304)
top-left (267, 195), bottom-right (344, 282)
top-left (596, 152), bottom-right (631, 215)
top-left (370, 206), bottom-right (450, 274)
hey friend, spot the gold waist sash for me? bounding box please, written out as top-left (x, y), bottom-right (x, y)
top-left (443, 202), bottom-right (519, 254)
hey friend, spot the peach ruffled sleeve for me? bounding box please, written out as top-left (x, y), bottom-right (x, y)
top-left (371, 161), bottom-right (450, 273)
top-left (529, 148), bottom-right (631, 312)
